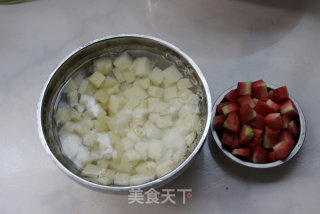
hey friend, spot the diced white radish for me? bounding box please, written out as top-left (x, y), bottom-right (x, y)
top-left (112, 68), bottom-right (125, 83)
top-left (135, 161), bottom-right (157, 174)
top-left (144, 122), bottom-right (162, 139)
top-left (61, 134), bottom-right (82, 159)
top-left (130, 174), bottom-right (154, 185)
top-left (119, 82), bottom-right (131, 93)
top-left (73, 74), bottom-right (84, 87)
top-left (131, 57), bottom-right (152, 77)
top-left (97, 169), bottom-right (115, 185)
top-left (148, 101), bottom-right (170, 116)
top-left (177, 89), bottom-right (193, 104)
top-left (93, 57), bottom-right (112, 75)
top-left (55, 108), bottom-right (70, 124)
top-left (126, 129), bottom-right (141, 143)
top-left (121, 138), bottom-right (134, 151)
top-left (164, 85), bottom-right (177, 100)
top-left (109, 158), bottom-right (122, 172)
top-left (123, 84), bottom-right (148, 100)
top-left (81, 118), bottom-right (95, 128)
top-left (172, 148), bottom-right (186, 163)
top-left (114, 172), bottom-right (130, 186)
top-left (88, 71), bottom-right (105, 88)
top-left (67, 90), bottom-right (78, 107)
top-left (60, 121), bottom-right (75, 133)
top-left (134, 142), bottom-right (148, 160)
top-left (150, 114), bottom-right (173, 129)
top-left (148, 86), bottom-right (163, 98)
top-left (57, 54), bottom-right (202, 185)
top-left (63, 79), bottom-right (78, 93)
top-left (74, 146), bottom-right (91, 168)
top-left (69, 108), bottom-right (81, 121)
top-left (78, 79), bottom-right (88, 94)
top-left (123, 69), bottom-right (135, 83)
top-left (178, 104), bottom-right (197, 119)
top-left (105, 85), bottom-right (120, 96)
top-left (101, 76), bottom-right (118, 88)
top-left (163, 65), bottom-right (183, 85)
top-left (108, 109), bottom-right (132, 132)
top-left (79, 94), bottom-right (96, 109)
top-left (125, 150), bottom-right (141, 161)
top-left (73, 118), bottom-right (94, 136)
top-left (183, 114), bottom-right (201, 132)
top-left (147, 97), bottom-right (161, 106)
top-left (94, 115), bottom-right (109, 132)
top-left (108, 95), bottom-right (125, 114)
top-left (162, 78), bottom-right (173, 88)
top-left (119, 155), bottom-right (138, 173)
top-left (156, 160), bottom-right (174, 177)
top-left (114, 53), bottom-right (133, 70)
top-left (137, 78), bottom-right (150, 89)
top-left (84, 82), bottom-right (97, 96)
top-left (87, 103), bottom-right (106, 118)
top-left (149, 67), bottom-right (163, 86)
top-left (177, 78), bottom-right (192, 90)
top-left (97, 159), bottom-right (109, 168)
top-left (96, 133), bottom-right (113, 159)
top-left (82, 164), bottom-right (104, 178)
top-left (83, 131), bottom-right (96, 146)
top-left (94, 88), bottom-right (109, 104)
top-left (148, 139), bottom-right (163, 160)
top-left (125, 97), bottom-right (140, 109)
top-left (75, 104), bottom-right (85, 113)
top-left (185, 131), bottom-right (196, 146)
top-left (109, 132), bottom-right (121, 145)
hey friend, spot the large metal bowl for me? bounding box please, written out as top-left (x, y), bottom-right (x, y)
top-left (37, 34), bottom-right (212, 192)
top-left (211, 83), bottom-right (306, 168)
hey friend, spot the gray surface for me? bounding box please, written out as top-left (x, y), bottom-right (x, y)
top-left (1, 0), bottom-right (320, 213)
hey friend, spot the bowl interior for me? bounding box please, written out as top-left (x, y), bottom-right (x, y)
top-left (211, 84), bottom-right (306, 168)
top-left (39, 35), bottom-right (211, 190)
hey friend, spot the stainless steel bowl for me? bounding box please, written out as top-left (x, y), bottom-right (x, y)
top-left (37, 34), bottom-right (212, 192)
top-left (211, 83), bottom-right (306, 168)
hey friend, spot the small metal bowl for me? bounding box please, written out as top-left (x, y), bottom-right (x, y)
top-left (37, 34), bottom-right (212, 192)
top-left (211, 83), bottom-right (306, 168)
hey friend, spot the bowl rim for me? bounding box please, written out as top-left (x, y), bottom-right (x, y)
top-left (37, 34), bottom-right (212, 191)
top-left (211, 83), bottom-right (306, 168)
